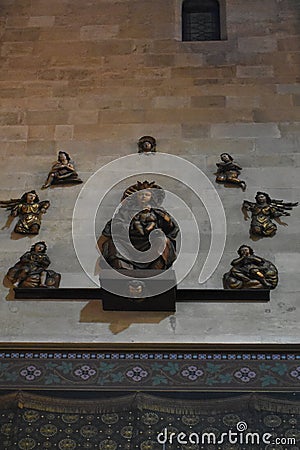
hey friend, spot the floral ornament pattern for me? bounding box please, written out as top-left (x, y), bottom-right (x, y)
top-left (23, 410), bottom-right (40, 422)
top-left (20, 365), bottom-right (42, 381)
top-left (18, 438), bottom-right (36, 449)
top-left (80, 425), bottom-right (97, 438)
top-left (126, 366), bottom-right (148, 382)
top-left (222, 414), bottom-right (241, 427)
top-left (62, 414), bottom-right (79, 424)
top-left (207, 416), bottom-right (216, 424)
top-left (73, 365), bottom-right (96, 381)
top-left (234, 367), bottom-right (257, 383)
top-left (25, 426), bottom-right (34, 434)
top-left (181, 365), bottom-right (204, 381)
top-left (263, 415), bottom-right (282, 428)
top-left (120, 426), bottom-right (133, 439)
top-left (141, 412), bottom-right (159, 425)
top-left (58, 438), bottom-right (77, 449)
top-left (0, 350), bottom-right (299, 390)
top-left (290, 366), bottom-right (300, 380)
top-left (40, 423), bottom-right (58, 437)
top-left (63, 427), bottom-right (74, 435)
top-left (1, 391), bottom-right (300, 450)
top-left (46, 414), bottom-right (56, 421)
top-left (140, 441), bottom-right (157, 450)
top-left (1, 423), bottom-right (13, 436)
top-left (181, 415), bottom-right (199, 426)
top-left (101, 413), bottom-right (119, 425)
top-left (99, 439), bottom-right (118, 450)
top-left (289, 417), bottom-right (297, 425)
top-left (285, 428), bottom-right (300, 440)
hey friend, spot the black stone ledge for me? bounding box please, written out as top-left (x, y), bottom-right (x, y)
top-left (13, 288), bottom-right (270, 302)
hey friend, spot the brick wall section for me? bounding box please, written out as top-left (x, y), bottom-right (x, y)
top-left (0, 0), bottom-right (299, 343)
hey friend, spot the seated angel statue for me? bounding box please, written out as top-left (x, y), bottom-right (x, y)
top-left (223, 245), bottom-right (278, 290)
top-left (42, 151), bottom-right (82, 189)
top-left (6, 241), bottom-right (61, 288)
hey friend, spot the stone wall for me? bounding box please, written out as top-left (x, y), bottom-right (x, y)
top-left (0, 0), bottom-right (299, 343)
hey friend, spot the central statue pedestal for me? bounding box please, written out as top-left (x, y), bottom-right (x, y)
top-left (100, 269), bottom-right (177, 312)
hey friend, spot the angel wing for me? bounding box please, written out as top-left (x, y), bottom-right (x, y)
top-left (270, 199), bottom-right (298, 216)
top-left (242, 200), bottom-right (255, 210)
top-left (0, 198), bottom-right (21, 211)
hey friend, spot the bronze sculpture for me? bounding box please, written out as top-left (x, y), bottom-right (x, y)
top-left (0, 190), bottom-right (50, 235)
top-left (137, 136), bottom-right (156, 153)
top-left (242, 191), bottom-right (298, 238)
top-left (98, 180), bottom-right (179, 270)
top-left (215, 153), bottom-right (246, 191)
top-left (42, 151), bottom-right (82, 189)
top-left (127, 280), bottom-right (147, 302)
top-left (223, 245), bottom-right (278, 290)
top-left (6, 241), bottom-right (61, 288)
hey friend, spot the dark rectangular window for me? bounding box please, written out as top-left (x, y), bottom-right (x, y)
top-left (182, 0), bottom-right (221, 41)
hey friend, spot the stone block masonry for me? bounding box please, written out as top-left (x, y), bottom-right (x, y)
top-left (0, 0), bottom-right (299, 344)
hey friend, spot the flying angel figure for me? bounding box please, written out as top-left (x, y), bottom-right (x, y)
top-left (242, 191), bottom-right (298, 238)
top-left (0, 190), bottom-right (50, 235)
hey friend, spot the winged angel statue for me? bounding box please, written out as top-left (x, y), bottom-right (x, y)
top-left (242, 191), bottom-right (298, 238)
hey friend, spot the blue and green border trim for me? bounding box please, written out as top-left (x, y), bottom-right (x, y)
top-left (0, 344), bottom-right (299, 391)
